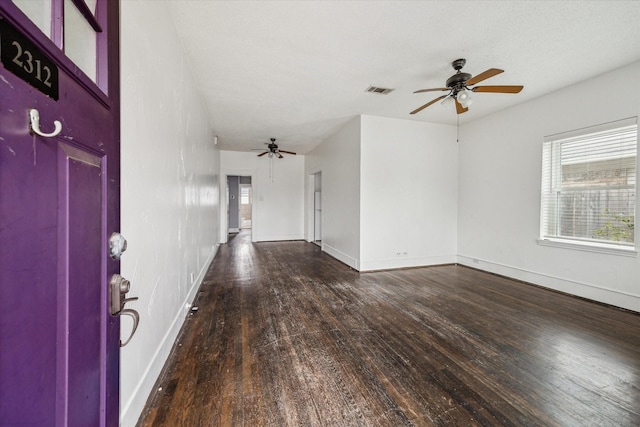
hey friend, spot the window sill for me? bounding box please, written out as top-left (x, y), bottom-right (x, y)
top-left (537, 238), bottom-right (637, 257)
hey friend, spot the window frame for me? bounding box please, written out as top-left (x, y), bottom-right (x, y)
top-left (6, 0), bottom-right (111, 106)
top-left (538, 117), bottom-right (638, 257)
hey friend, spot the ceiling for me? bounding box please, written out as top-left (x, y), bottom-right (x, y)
top-left (166, 1), bottom-right (640, 154)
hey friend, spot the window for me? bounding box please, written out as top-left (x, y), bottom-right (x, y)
top-left (12, 0), bottom-right (105, 88)
top-left (64, 0), bottom-right (98, 83)
top-left (540, 118), bottom-right (637, 253)
top-left (11, 0), bottom-right (51, 36)
top-left (240, 186), bottom-right (251, 205)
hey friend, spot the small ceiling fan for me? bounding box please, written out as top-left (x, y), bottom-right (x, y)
top-left (411, 58), bottom-right (523, 115)
top-left (255, 138), bottom-right (296, 159)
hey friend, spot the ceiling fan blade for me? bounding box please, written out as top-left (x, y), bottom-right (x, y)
top-left (455, 99), bottom-right (469, 114)
top-left (278, 153), bottom-right (284, 159)
top-left (279, 150), bottom-right (297, 155)
top-left (410, 95), bottom-right (448, 115)
top-left (472, 85), bottom-right (523, 94)
top-left (413, 87), bottom-right (449, 94)
top-left (466, 68), bottom-right (503, 86)
top-left (257, 151), bottom-right (269, 157)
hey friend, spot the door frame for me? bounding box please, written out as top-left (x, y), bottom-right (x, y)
top-left (306, 171), bottom-right (323, 244)
top-left (307, 173), bottom-right (316, 242)
top-left (220, 169), bottom-right (256, 243)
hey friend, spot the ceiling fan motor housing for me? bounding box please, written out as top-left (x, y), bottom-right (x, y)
top-left (446, 72), bottom-right (471, 91)
top-left (447, 58), bottom-right (470, 94)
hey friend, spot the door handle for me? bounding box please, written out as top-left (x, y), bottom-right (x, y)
top-left (119, 308), bottom-right (140, 347)
top-left (110, 274), bottom-right (140, 347)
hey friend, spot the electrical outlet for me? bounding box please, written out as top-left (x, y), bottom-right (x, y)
top-left (190, 272), bottom-right (195, 283)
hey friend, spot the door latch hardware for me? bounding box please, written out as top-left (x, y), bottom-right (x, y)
top-left (109, 274), bottom-right (140, 347)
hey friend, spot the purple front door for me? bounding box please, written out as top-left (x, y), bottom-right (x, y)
top-left (0, 1), bottom-right (120, 426)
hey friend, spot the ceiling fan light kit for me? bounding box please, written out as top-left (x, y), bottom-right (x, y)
top-left (411, 58), bottom-right (523, 115)
top-left (440, 96), bottom-right (455, 109)
top-left (456, 89), bottom-right (473, 108)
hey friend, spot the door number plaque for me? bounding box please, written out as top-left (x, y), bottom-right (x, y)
top-left (0, 18), bottom-right (59, 100)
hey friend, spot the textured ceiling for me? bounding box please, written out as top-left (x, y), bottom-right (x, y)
top-left (166, 1), bottom-right (640, 154)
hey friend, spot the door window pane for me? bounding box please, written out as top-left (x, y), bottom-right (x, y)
top-left (85, 0), bottom-right (97, 16)
top-left (12, 0), bottom-right (51, 38)
top-left (64, 0), bottom-right (96, 82)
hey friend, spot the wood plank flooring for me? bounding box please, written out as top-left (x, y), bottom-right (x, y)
top-left (137, 231), bottom-right (640, 426)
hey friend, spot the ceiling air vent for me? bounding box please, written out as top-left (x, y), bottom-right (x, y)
top-left (365, 85), bottom-right (394, 95)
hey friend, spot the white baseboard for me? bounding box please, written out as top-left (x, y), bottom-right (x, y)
top-left (119, 244), bottom-right (219, 427)
top-left (456, 255), bottom-right (640, 313)
top-left (254, 233), bottom-right (305, 242)
top-left (359, 254), bottom-right (457, 272)
top-left (323, 244), bottom-right (360, 270)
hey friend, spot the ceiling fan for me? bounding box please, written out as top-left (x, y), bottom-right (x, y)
top-left (411, 58), bottom-right (523, 115)
top-left (255, 138), bottom-right (296, 159)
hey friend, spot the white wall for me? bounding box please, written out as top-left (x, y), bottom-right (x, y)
top-left (360, 115), bottom-right (458, 271)
top-left (221, 151), bottom-right (305, 242)
top-left (120, 2), bottom-right (221, 426)
top-left (305, 117), bottom-right (362, 268)
top-left (458, 61), bottom-right (640, 312)
top-left (304, 115), bottom-right (457, 271)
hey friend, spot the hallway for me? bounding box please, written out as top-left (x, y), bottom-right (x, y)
top-left (137, 231), bottom-right (640, 426)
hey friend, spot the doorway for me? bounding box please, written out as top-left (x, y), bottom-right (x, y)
top-left (227, 175), bottom-right (252, 236)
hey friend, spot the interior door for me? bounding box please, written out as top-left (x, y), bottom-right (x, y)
top-left (0, 1), bottom-right (121, 426)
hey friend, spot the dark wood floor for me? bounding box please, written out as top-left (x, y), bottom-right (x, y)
top-left (137, 230), bottom-right (640, 427)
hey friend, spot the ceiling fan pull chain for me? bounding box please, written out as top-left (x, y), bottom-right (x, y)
top-left (270, 156), bottom-right (274, 181)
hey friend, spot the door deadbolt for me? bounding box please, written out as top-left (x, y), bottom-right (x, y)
top-left (109, 232), bottom-right (128, 260)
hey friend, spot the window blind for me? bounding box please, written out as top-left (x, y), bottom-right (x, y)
top-left (540, 118), bottom-right (637, 248)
